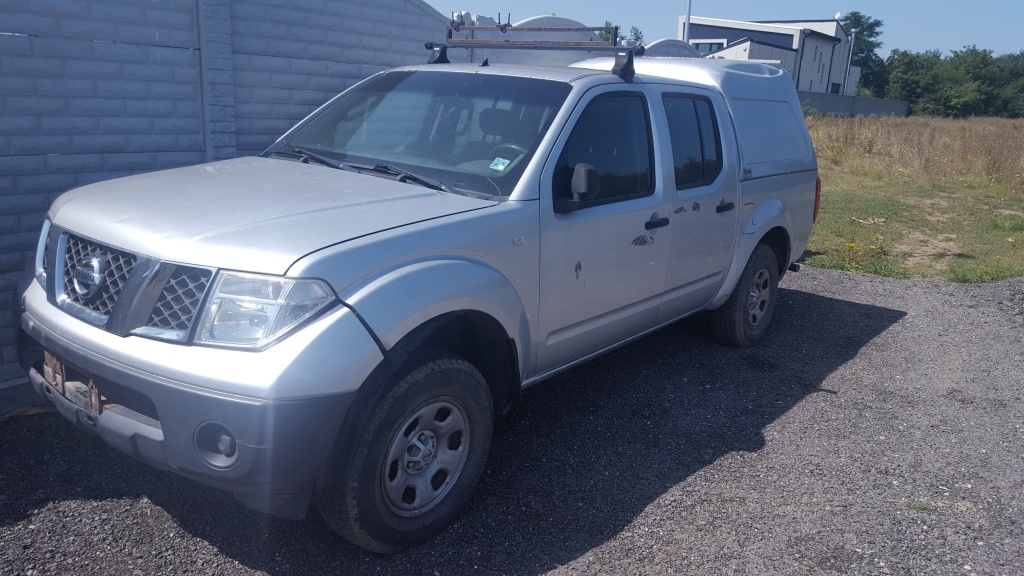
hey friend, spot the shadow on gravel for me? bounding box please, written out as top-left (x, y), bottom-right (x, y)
top-left (0, 286), bottom-right (905, 575)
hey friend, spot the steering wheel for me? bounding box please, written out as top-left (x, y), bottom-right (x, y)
top-left (489, 143), bottom-right (527, 159)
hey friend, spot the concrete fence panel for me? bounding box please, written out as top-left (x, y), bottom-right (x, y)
top-left (0, 0), bottom-right (451, 385)
top-left (798, 91), bottom-right (909, 117)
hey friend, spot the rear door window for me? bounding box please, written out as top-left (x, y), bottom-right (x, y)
top-left (663, 95), bottom-right (723, 190)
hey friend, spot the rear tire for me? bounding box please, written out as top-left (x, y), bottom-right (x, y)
top-left (708, 244), bottom-right (779, 347)
top-left (317, 350), bottom-right (493, 553)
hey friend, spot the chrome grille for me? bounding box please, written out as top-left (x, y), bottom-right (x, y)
top-left (43, 240), bottom-right (50, 279)
top-left (62, 235), bottom-right (137, 316)
top-left (146, 267), bottom-right (213, 332)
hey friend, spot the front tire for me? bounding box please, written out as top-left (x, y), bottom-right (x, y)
top-left (708, 244), bottom-right (780, 347)
top-left (318, 351), bottom-right (493, 553)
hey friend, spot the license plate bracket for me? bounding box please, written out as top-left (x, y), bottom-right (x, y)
top-left (43, 351), bottom-right (101, 415)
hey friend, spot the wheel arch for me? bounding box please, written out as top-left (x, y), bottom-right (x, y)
top-left (343, 258), bottom-right (528, 416)
top-left (318, 259), bottom-right (527, 491)
top-left (709, 224), bottom-right (792, 310)
top-left (388, 310), bottom-right (521, 417)
top-left (758, 225), bottom-right (791, 281)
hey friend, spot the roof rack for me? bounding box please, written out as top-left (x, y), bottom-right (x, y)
top-left (424, 14), bottom-right (645, 79)
top-left (425, 13), bottom-right (646, 57)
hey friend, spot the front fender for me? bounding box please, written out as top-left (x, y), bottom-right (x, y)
top-left (342, 259), bottom-right (530, 374)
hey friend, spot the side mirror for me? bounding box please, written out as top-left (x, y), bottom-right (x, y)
top-left (554, 163), bottom-right (600, 213)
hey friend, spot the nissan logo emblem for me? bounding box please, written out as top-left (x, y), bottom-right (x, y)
top-left (73, 255), bottom-right (108, 298)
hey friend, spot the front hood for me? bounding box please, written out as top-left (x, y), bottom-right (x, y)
top-left (50, 157), bottom-right (497, 275)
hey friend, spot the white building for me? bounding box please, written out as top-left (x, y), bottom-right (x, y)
top-left (681, 16), bottom-right (860, 95)
top-left (447, 13), bottom-right (699, 66)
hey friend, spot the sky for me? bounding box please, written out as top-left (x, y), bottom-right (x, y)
top-left (424, 0), bottom-right (1023, 57)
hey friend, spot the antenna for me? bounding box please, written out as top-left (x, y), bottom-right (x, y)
top-left (683, 0), bottom-right (693, 42)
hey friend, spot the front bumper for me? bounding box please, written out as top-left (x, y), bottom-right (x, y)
top-left (20, 280), bottom-right (383, 519)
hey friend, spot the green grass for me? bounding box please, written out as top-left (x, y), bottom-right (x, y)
top-left (905, 501), bottom-right (940, 515)
top-left (804, 116), bottom-right (1024, 282)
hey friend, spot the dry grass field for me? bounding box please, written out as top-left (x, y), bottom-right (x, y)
top-left (805, 115), bottom-right (1024, 282)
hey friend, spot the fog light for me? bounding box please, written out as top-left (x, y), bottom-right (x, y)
top-left (217, 433), bottom-right (236, 457)
top-left (194, 421), bottom-right (239, 469)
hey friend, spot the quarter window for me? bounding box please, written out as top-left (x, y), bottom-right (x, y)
top-left (663, 95), bottom-right (722, 190)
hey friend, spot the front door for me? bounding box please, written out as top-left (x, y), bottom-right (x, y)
top-left (536, 87), bottom-right (673, 374)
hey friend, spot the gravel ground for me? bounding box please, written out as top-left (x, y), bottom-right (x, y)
top-left (2, 266), bottom-right (1023, 576)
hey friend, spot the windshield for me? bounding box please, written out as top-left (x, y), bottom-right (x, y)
top-left (267, 70), bottom-right (572, 198)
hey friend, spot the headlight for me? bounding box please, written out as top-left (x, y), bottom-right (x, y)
top-left (196, 272), bottom-right (336, 350)
top-left (35, 219), bottom-right (51, 286)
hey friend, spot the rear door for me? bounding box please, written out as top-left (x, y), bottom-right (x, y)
top-left (536, 85), bottom-right (673, 373)
top-left (654, 88), bottom-right (739, 322)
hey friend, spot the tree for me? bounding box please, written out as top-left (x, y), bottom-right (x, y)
top-left (840, 11), bottom-right (883, 57)
top-left (629, 26), bottom-right (645, 46)
top-left (598, 20), bottom-right (625, 43)
top-left (998, 78), bottom-right (1024, 117)
top-left (995, 50), bottom-right (1024, 115)
top-left (992, 50), bottom-right (1024, 116)
top-left (948, 46), bottom-right (1000, 113)
top-left (598, 21), bottom-right (643, 45)
top-left (884, 49), bottom-right (978, 116)
top-left (885, 47), bottom-right (1022, 118)
top-left (840, 11), bottom-right (887, 97)
top-left (885, 49), bottom-right (943, 109)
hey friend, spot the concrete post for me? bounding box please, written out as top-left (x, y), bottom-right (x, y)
top-left (197, 0), bottom-right (238, 161)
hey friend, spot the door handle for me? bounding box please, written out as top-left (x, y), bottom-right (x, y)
top-left (716, 201), bottom-right (735, 213)
top-left (645, 217), bottom-right (670, 230)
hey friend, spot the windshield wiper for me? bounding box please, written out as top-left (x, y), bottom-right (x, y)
top-left (349, 163), bottom-right (449, 193)
top-left (272, 148), bottom-right (450, 193)
top-left (272, 146), bottom-right (345, 170)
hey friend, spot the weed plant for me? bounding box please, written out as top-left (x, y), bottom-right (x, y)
top-left (805, 116), bottom-right (1024, 282)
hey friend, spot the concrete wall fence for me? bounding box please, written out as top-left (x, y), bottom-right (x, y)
top-left (798, 91), bottom-right (910, 117)
top-left (0, 0), bottom-right (450, 385)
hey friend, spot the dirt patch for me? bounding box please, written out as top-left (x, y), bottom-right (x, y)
top-left (898, 231), bottom-right (960, 271)
top-left (902, 196), bottom-right (957, 223)
top-left (996, 209), bottom-right (1024, 217)
top-left (903, 197), bottom-right (950, 208)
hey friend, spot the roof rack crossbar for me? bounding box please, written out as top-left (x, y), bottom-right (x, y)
top-left (425, 21), bottom-right (646, 63)
top-left (449, 26), bottom-right (620, 34)
top-left (443, 22), bottom-right (632, 50)
top-left (425, 41), bottom-right (645, 55)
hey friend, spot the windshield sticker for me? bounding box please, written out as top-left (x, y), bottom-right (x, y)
top-left (489, 158), bottom-right (510, 171)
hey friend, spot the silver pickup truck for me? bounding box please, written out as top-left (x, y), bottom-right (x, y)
top-left (19, 53), bottom-right (819, 552)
